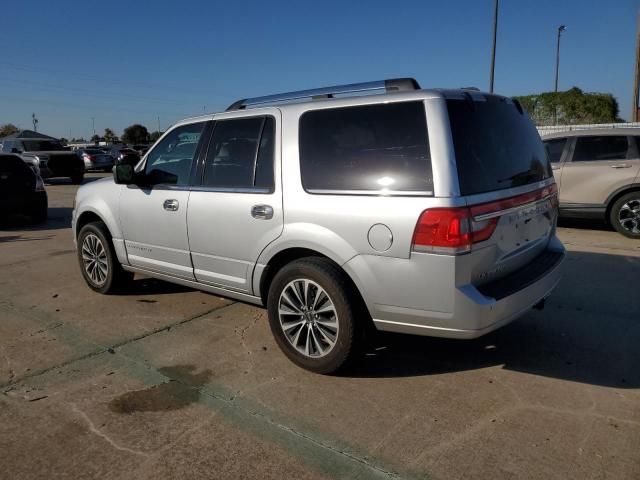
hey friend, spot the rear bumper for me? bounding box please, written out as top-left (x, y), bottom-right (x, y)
top-left (345, 237), bottom-right (565, 339)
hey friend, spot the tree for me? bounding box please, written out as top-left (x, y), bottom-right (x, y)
top-left (90, 134), bottom-right (101, 144)
top-left (59, 137), bottom-right (68, 145)
top-left (514, 87), bottom-right (622, 126)
top-left (149, 130), bottom-right (163, 142)
top-left (0, 123), bottom-right (19, 138)
top-left (121, 124), bottom-right (149, 145)
top-left (103, 128), bottom-right (117, 144)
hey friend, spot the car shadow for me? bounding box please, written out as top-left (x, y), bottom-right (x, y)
top-left (558, 217), bottom-right (613, 232)
top-left (0, 207), bottom-right (73, 232)
top-left (118, 277), bottom-right (194, 296)
top-left (341, 250), bottom-right (640, 389)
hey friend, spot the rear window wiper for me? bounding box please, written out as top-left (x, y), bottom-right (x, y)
top-left (498, 169), bottom-right (537, 183)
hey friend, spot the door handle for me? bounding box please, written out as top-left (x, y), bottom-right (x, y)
top-left (611, 164), bottom-right (632, 168)
top-left (163, 199), bottom-right (179, 211)
top-left (251, 204), bottom-right (273, 219)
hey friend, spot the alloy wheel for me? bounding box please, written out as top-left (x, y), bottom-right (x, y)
top-left (278, 279), bottom-right (339, 358)
top-left (81, 233), bottom-right (108, 286)
top-left (618, 198), bottom-right (640, 235)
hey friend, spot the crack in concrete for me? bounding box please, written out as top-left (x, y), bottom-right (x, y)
top-left (0, 303), bottom-right (235, 389)
top-left (69, 402), bottom-right (149, 457)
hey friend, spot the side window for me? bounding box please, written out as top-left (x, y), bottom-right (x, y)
top-left (144, 122), bottom-right (205, 185)
top-left (544, 138), bottom-right (567, 164)
top-left (1, 141), bottom-right (13, 152)
top-left (202, 116), bottom-right (275, 190)
top-left (299, 101), bottom-right (432, 193)
top-left (573, 136), bottom-right (629, 162)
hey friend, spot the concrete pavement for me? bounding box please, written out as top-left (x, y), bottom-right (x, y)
top-left (1, 174), bottom-right (639, 479)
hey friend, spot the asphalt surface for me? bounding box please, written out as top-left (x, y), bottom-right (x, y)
top-left (1, 173), bottom-right (639, 480)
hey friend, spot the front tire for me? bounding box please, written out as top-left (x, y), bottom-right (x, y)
top-left (267, 257), bottom-right (363, 374)
top-left (77, 222), bottom-right (133, 294)
top-left (610, 192), bottom-right (640, 239)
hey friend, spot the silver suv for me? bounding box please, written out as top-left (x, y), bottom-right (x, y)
top-left (72, 78), bottom-right (565, 373)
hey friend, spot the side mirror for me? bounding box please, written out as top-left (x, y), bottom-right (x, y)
top-left (116, 153), bottom-right (140, 166)
top-left (113, 164), bottom-right (134, 184)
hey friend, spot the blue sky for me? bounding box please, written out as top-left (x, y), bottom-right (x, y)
top-left (0, 0), bottom-right (637, 139)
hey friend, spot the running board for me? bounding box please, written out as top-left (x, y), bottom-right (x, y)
top-left (122, 265), bottom-right (264, 306)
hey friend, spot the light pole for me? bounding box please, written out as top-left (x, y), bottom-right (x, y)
top-left (489, 0), bottom-right (499, 93)
top-left (554, 25), bottom-right (566, 92)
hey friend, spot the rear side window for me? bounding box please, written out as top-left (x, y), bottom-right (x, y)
top-left (544, 138), bottom-right (567, 163)
top-left (572, 136), bottom-right (630, 161)
top-left (299, 102), bottom-right (432, 193)
top-left (202, 116), bottom-right (275, 190)
top-left (447, 97), bottom-right (552, 196)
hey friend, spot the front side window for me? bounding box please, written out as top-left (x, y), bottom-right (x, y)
top-left (144, 122), bottom-right (205, 185)
top-left (202, 116), bottom-right (275, 190)
top-left (299, 102), bottom-right (432, 193)
top-left (572, 136), bottom-right (630, 162)
top-left (544, 138), bottom-right (567, 163)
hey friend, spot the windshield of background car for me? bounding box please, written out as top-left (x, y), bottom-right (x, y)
top-left (447, 96), bottom-right (552, 196)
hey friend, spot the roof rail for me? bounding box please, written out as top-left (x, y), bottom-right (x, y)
top-left (225, 78), bottom-right (420, 111)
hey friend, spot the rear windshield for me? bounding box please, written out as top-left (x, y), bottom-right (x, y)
top-left (299, 101), bottom-right (432, 193)
top-left (84, 149), bottom-right (104, 154)
top-left (447, 96), bottom-right (551, 196)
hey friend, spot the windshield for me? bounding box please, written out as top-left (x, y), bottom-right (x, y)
top-left (447, 96), bottom-right (552, 196)
top-left (22, 140), bottom-right (66, 152)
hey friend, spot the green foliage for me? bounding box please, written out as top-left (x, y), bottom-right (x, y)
top-left (149, 130), bottom-right (163, 142)
top-left (513, 87), bottom-right (622, 126)
top-left (121, 124), bottom-right (149, 145)
top-left (0, 123), bottom-right (19, 138)
top-left (103, 128), bottom-right (118, 143)
top-left (90, 134), bottom-right (101, 143)
top-left (71, 137), bottom-right (87, 143)
top-left (59, 137), bottom-right (68, 145)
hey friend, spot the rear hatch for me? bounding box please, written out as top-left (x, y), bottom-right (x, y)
top-left (446, 93), bottom-right (557, 287)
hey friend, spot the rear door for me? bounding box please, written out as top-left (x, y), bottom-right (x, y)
top-left (543, 137), bottom-right (569, 187)
top-left (186, 109), bottom-right (283, 293)
top-left (558, 135), bottom-right (640, 206)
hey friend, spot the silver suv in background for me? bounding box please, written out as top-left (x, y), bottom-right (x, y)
top-left (543, 129), bottom-right (640, 238)
top-left (72, 78), bottom-right (564, 373)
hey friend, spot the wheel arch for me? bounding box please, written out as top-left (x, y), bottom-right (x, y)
top-left (605, 184), bottom-right (640, 221)
top-left (256, 247), bottom-right (372, 324)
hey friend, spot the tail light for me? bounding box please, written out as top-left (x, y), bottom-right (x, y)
top-left (412, 183), bottom-right (558, 255)
top-left (412, 207), bottom-right (497, 254)
top-left (35, 175), bottom-right (45, 192)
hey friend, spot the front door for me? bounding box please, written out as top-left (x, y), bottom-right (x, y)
top-left (187, 110), bottom-right (283, 293)
top-left (120, 121), bottom-right (207, 279)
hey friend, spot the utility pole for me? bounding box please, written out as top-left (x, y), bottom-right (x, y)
top-left (91, 117), bottom-right (96, 136)
top-left (633, 10), bottom-right (640, 122)
top-left (489, 0), bottom-right (499, 93)
top-left (157, 115), bottom-right (161, 133)
top-left (554, 25), bottom-right (566, 92)
top-left (32, 113), bottom-right (38, 132)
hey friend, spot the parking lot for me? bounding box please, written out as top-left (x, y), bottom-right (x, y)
top-left (1, 173), bottom-right (639, 479)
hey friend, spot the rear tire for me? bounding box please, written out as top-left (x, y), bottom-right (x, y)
top-left (77, 221), bottom-right (133, 294)
top-left (30, 197), bottom-right (48, 224)
top-left (71, 173), bottom-right (84, 184)
top-left (610, 192), bottom-right (640, 239)
top-left (267, 257), bottom-right (364, 374)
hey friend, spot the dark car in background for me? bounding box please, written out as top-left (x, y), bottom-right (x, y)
top-left (131, 144), bottom-right (150, 157)
top-left (0, 154), bottom-right (48, 223)
top-left (77, 148), bottom-right (114, 172)
top-left (2, 136), bottom-right (84, 184)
